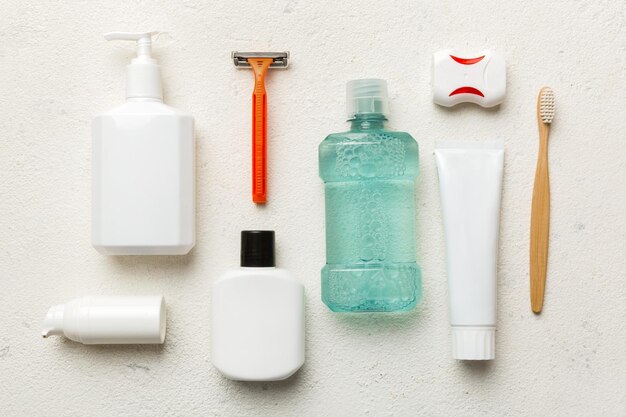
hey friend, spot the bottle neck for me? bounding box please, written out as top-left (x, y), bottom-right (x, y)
top-left (125, 61), bottom-right (163, 101)
top-left (240, 266), bottom-right (276, 270)
top-left (349, 113), bottom-right (387, 131)
top-left (126, 97), bottom-right (163, 103)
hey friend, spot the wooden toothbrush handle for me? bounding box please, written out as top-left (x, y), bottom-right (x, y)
top-left (530, 122), bottom-right (550, 313)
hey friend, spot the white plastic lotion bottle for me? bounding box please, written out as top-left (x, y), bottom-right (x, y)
top-left (42, 296), bottom-right (166, 345)
top-left (212, 231), bottom-right (305, 381)
top-left (92, 32), bottom-right (195, 255)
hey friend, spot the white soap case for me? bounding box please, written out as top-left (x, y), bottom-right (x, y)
top-left (432, 49), bottom-right (506, 107)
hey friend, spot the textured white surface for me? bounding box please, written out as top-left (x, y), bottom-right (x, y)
top-left (1, 1), bottom-right (625, 416)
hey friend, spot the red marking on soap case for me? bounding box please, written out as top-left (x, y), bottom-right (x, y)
top-left (450, 55), bottom-right (485, 65)
top-left (449, 86), bottom-right (485, 97)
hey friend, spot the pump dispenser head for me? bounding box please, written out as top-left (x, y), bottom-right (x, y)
top-left (104, 31), bottom-right (163, 100)
top-left (346, 78), bottom-right (389, 120)
top-left (41, 304), bottom-right (64, 338)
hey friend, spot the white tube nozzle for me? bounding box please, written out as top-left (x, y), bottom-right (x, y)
top-left (42, 304), bottom-right (65, 338)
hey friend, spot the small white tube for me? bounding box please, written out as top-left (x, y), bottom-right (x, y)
top-left (42, 296), bottom-right (166, 344)
top-left (435, 140), bottom-right (504, 360)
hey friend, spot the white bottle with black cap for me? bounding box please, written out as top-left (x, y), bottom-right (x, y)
top-left (92, 32), bottom-right (195, 255)
top-left (212, 231), bottom-right (305, 381)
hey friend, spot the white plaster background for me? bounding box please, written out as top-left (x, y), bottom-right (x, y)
top-left (1, 1), bottom-right (625, 416)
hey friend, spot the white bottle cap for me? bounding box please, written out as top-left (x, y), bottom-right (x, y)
top-left (346, 78), bottom-right (389, 120)
top-left (451, 326), bottom-right (495, 360)
top-left (42, 296), bottom-right (166, 345)
top-left (104, 32), bottom-right (163, 100)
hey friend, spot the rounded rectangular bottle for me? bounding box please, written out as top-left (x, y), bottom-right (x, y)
top-left (212, 231), bottom-right (305, 381)
top-left (92, 101), bottom-right (194, 255)
top-left (319, 79), bottom-right (421, 312)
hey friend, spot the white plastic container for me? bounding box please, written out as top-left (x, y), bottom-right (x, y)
top-left (432, 49), bottom-right (506, 108)
top-left (435, 140), bottom-right (504, 360)
top-left (92, 32), bottom-right (195, 255)
top-left (212, 231), bottom-right (305, 381)
top-left (41, 296), bottom-right (166, 344)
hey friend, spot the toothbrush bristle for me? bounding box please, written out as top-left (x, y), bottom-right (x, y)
top-left (539, 87), bottom-right (555, 124)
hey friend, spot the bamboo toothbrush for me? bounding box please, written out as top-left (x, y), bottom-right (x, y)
top-left (530, 87), bottom-right (555, 313)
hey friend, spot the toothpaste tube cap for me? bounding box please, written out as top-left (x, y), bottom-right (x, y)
top-left (452, 326), bottom-right (495, 360)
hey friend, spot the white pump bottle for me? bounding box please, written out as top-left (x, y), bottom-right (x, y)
top-left (92, 32), bottom-right (195, 255)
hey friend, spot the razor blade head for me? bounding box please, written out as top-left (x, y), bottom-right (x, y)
top-left (232, 51), bottom-right (289, 68)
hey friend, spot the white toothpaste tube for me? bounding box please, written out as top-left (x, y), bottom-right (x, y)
top-left (435, 140), bottom-right (504, 360)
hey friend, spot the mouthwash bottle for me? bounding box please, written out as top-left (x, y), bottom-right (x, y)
top-left (319, 79), bottom-right (421, 312)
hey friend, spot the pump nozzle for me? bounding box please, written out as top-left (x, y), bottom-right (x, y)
top-left (41, 304), bottom-right (65, 338)
top-left (104, 31), bottom-right (163, 100)
top-left (104, 32), bottom-right (159, 58)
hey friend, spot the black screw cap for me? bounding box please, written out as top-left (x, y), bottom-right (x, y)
top-left (240, 230), bottom-right (275, 267)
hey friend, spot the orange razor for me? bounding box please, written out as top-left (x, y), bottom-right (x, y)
top-left (232, 51), bottom-right (289, 204)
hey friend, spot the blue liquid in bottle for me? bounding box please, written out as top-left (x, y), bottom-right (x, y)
top-left (319, 79), bottom-right (421, 312)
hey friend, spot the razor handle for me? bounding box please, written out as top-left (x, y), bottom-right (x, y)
top-left (249, 58), bottom-right (273, 204)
